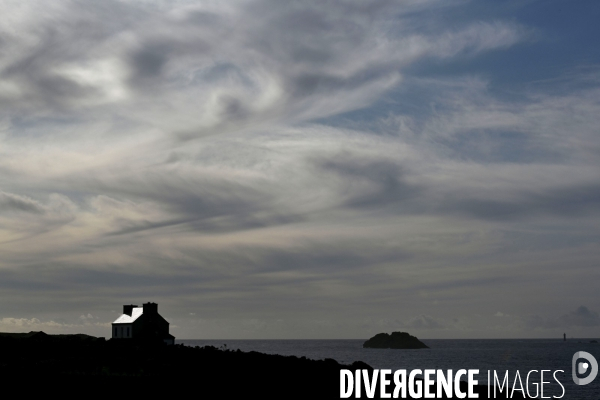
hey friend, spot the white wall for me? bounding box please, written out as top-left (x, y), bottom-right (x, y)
top-left (112, 324), bottom-right (132, 338)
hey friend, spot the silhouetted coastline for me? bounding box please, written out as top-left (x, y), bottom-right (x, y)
top-left (0, 332), bottom-right (527, 399)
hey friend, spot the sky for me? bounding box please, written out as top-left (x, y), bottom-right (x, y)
top-left (0, 0), bottom-right (599, 339)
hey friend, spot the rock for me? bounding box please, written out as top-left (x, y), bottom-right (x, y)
top-left (363, 331), bottom-right (429, 349)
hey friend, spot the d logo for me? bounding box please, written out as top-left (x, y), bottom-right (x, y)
top-left (572, 351), bottom-right (598, 385)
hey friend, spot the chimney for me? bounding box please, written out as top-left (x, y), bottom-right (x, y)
top-left (143, 302), bottom-right (158, 315)
top-left (123, 304), bottom-right (137, 316)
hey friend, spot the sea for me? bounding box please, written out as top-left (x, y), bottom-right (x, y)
top-left (177, 338), bottom-right (600, 399)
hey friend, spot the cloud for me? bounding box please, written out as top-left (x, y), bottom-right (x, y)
top-left (0, 0), bottom-right (528, 135)
top-left (79, 313), bottom-right (97, 321)
top-left (406, 314), bottom-right (445, 330)
top-left (0, 316), bottom-right (109, 334)
top-left (0, 191), bottom-right (44, 214)
top-left (526, 306), bottom-right (600, 329)
top-left (557, 306), bottom-right (600, 327)
top-left (315, 152), bottom-right (422, 210)
top-left (0, 0), bottom-right (598, 339)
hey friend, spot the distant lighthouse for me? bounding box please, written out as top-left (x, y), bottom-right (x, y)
top-left (564, 333), bottom-right (566, 341)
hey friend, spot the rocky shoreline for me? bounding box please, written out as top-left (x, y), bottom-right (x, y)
top-left (0, 332), bottom-right (526, 399)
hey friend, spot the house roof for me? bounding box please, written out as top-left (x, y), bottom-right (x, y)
top-left (112, 307), bottom-right (143, 324)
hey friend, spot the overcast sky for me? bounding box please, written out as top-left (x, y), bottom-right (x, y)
top-left (0, 0), bottom-right (599, 339)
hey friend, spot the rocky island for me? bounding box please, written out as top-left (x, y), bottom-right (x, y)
top-left (363, 331), bottom-right (429, 349)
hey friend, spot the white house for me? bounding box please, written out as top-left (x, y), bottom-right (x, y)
top-left (112, 302), bottom-right (175, 345)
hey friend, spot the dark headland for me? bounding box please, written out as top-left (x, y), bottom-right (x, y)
top-left (0, 331), bottom-right (527, 399)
